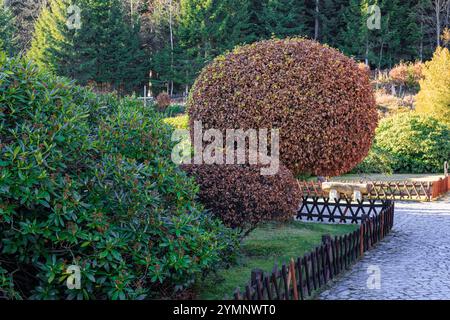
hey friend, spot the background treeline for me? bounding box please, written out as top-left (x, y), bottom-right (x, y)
top-left (1, 0), bottom-right (449, 95)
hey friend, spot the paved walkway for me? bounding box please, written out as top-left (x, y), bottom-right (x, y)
top-left (319, 194), bottom-right (450, 300)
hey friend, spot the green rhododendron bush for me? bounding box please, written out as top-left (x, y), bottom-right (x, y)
top-left (0, 54), bottom-right (237, 300)
top-left (371, 113), bottom-right (449, 173)
top-left (188, 38), bottom-right (378, 177)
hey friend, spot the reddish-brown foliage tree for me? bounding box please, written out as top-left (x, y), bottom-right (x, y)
top-left (156, 92), bottom-right (171, 111)
top-left (389, 62), bottom-right (424, 86)
top-left (182, 163), bottom-right (301, 237)
top-left (188, 38), bottom-right (378, 177)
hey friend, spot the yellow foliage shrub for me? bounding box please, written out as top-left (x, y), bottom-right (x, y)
top-left (416, 47), bottom-right (450, 126)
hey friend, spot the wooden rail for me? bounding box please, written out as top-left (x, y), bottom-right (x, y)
top-left (233, 199), bottom-right (395, 300)
top-left (298, 179), bottom-right (449, 201)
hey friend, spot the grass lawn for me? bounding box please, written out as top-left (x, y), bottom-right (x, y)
top-left (195, 221), bottom-right (358, 300)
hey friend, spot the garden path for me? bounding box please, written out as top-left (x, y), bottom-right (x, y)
top-left (319, 194), bottom-right (450, 300)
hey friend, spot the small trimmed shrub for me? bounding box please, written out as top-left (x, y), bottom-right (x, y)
top-left (156, 92), bottom-right (171, 111)
top-left (416, 47), bottom-right (450, 126)
top-left (163, 114), bottom-right (189, 130)
top-left (188, 38), bottom-right (378, 177)
top-left (372, 113), bottom-right (449, 173)
top-left (182, 163), bottom-right (301, 237)
top-left (0, 55), bottom-right (237, 300)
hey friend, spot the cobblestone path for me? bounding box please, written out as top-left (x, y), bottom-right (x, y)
top-left (319, 194), bottom-right (450, 300)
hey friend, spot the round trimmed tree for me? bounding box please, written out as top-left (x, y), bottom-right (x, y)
top-left (188, 38), bottom-right (378, 177)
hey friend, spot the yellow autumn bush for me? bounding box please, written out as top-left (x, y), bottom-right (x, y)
top-left (416, 47), bottom-right (450, 126)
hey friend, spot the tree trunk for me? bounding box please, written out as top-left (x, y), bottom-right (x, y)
top-left (169, 0), bottom-right (174, 96)
top-left (365, 37), bottom-right (370, 66)
top-left (420, 16), bottom-right (424, 61)
top-left (436, 0), bottom-right (442, 47)
top-left (314, 0), bottom-right (320, 40)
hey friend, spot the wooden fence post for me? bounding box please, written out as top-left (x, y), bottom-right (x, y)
top-left (296, 257), bottom-right (305, 300)
top-left (359, 224), bottom-right (365, 256)
top-left (251, 268), bottom-right (263, 286)
top-left (290, 259), bottom-right (299, 300)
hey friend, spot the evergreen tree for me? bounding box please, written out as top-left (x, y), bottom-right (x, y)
top-left (0, 0), bottom-right (17, 56)
top-left (338, 0), bottom-right (367, 63)
top-left (27, 0), bottom-right (69, 72)
top-left (262, 0), bottom-right (308, 38)
top-left (319, 0), bottom-right (347, 46)
top-left (28, 0), bottom-right (148, 95)
top-left (153, 0), bottom-right (253, 91)
top-left (8, 0), bottom-right (46, 52)
top-left (211, 0), bottom-right (252, 52)
top-left (335, 0), bottom-right (423, 68)
top-left (241, 0), bottom-right (267, 43)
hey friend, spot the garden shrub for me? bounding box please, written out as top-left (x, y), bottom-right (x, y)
top-left (188, 38), bottom-right (378, 177)
top-left (416, 47), bottom-right (450, 126)
top-left (156, 92), bottom-right (171, 111)
top-left (351, 145), bottom-right (394, 175)
top-left (164, 104), bottom-right (186, 117)
top-left (389, 61), bottom-right (423, 89)
top-left (182, 163), bottom-right (301, 237)
top-left (372, 113), bottom-right (449, 173)
top-left (0, 54), bottom-right (237, 300)
top-left (163, 114), bottom-right (189, 130)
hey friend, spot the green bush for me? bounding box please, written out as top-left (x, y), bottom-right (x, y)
top-left (0, 54), bottom-right (237, 300)
top-left (351, 145), bottom-right (394, 175)
top-left (368, 113), bottom-right (449, 173)
top-left (164, 104), bottom-right (186, 117)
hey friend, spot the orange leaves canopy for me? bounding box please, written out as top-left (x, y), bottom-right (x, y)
top-left (188, 38), bottom-right (378, 177)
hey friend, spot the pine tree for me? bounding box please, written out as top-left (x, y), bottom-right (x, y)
top-left (166, 0), bottom-right (211, 91)
top-left (0, 0), bottom-right (17, 56)
top-left (8, 0), bottom-right (46, 52)
top-left (319, 0), bottom-right (347, 46)
top-left (153, 0), bottom-right (254, 91)
top-left (210, 0), bottom-right (252, 52)
top-left (262, 0), bottom-right (308, 38)
top-left (338, 0), bottom-right (367, 63)
top-left (241, 0), bottom-right (267, 43)
top-left (28, 0), bottom-right (148, 95)
top-left (27, 0), bottom-right (69, 72)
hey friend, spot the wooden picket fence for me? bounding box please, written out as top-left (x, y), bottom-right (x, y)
top-left (232, 199), bottom-right (394, 300)
top-left (431, 176), bottom-right (449, 199)
top-left (298, 179), bottom-right (449, 201)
